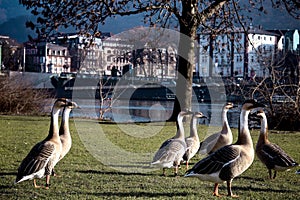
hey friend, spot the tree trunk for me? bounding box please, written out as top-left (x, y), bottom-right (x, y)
top-left (169, 3), bottom-right (197, 121)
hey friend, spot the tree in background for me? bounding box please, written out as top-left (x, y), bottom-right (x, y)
top-left (250, 50), bottom-right (300, 130)
top-left (19, 0), bottom-right (300, 121)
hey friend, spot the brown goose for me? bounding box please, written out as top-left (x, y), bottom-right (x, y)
top-left (15, 98), bottom-right (72, 189)
top-left (183, 112), bottom-right (206, 169)
top-left (52, 99), bottom-right (79, 176)
top-left (185, 99), bottom-right (265, 197)
top-left (199, 102), bottom-right (235, 155)
top-left (151, 110), bottom-right (193, 176)
top-left (255, 109), bottom-right (298, 179)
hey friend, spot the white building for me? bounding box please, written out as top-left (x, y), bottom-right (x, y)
top-left (54, 33), bottom-right (104, 74)
top-left (198, 27), bottom-right (279, 79)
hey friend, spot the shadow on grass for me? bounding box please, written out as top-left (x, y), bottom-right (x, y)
top-left (0, 172), bottom-right (17, 176)
top-left (81, 191), bottom-right (196, 198)
top-left (75, 169), bottom-right (155, 177)
top-left (236, 175), bottom-right (265, 182)
top-left (232, 185), bottom-right (295, 193)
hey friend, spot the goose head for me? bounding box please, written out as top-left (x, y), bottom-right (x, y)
top-left (224, 102), bottom-right (237, 110)
top-left (53, 98), bottom-right (80, 110)
top-left (193, 111), bottom-right (207, 119)
top-left (242, 99), bottom-right (265, 111)
top-left (178, 110), bottom-right (193, 118)
top-left (53, 98), bottom-right (71, 108)
top-left (65, 99), bottom-right (80, 109)
top-left (256, 109), bottom-right (266, 118)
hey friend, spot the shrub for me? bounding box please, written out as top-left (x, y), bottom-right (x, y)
top-left (0, 76), bottom-right (50, 115)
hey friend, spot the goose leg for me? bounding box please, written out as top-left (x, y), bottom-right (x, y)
top-left (51, 169), bottom-right (57, 176)
top-left (162, 168), bottom-right (166, 176)
top-left (33, 179), bottom-right (42, 188)
top-left (174, 166), bottom-right (179, 177)
top-left (186, 161), bottom-right (189, 170)
top-left (268, 169), bottom-right (272, 179)
top-left (273, 171), bottom-right (277, 179)
top-left (52, 168), bottom-right (61, 177)
top-left (213, 183), bottom-right (221, 197)
top-left (226, 180), bottom-right (238, 198)
top-left (45, 175), bottom-right (51, 190)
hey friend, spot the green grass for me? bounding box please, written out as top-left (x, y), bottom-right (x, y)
top-left (0, 115), bottom-right (299, 199)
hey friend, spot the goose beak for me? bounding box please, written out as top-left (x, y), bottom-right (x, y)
top-left (73, 103), bottom-right (81, 109)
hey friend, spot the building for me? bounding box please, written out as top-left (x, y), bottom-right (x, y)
top-left (52, 33), bottom-right (104, 74)
top-left (268, 29), bottom-right (300, 54)
top-left (102, 35), bottom-right (132, 76)
top-left (20, 27), bottom-right (298, 81)
top-left (24, 40), bottom-right (71, 73)
top-left (198, 27), bottom-right (279, 79)
top-left (0, 35), bottom-right (22, 72)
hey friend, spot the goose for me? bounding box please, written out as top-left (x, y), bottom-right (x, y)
top-left (183, 112), bottom-right (206, 169)
top-left (185, 99), bottom-right (265, 197)
top-left (199, 102), bottom-right (235, 155)
top-left (151, 110), bottom-right (193, 176)
top-left (52, 99), bottom-right (79, 176)
top-left (15, 98), bottom-right (72, 189)
top-left (255, 109), bottom-right (299, 179)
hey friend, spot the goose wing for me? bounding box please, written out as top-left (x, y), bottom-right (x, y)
top-left (186, 145), bottom-right (240, 176)
top-left (158, 138), bottom-right (173, 149)
top-left (260, 143), bottom-right (298, 168)
top-left (16, 141), bottom-right (55, 182)
top-left (152, 139), bottom-right (186, 165)
top-left (199, 132), bottom-right (221, 154)
top-left (183, 137), bottom-right (200, 161)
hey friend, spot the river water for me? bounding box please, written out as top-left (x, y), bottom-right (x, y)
top-left (65, 98), bottom-right (241, 128)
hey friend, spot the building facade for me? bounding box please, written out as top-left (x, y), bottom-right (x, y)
top-left (20, 28), bottom-right (299, 80)
top-left (24, 41), bottom-right (71, 73)
top-left (198, 27), bottom-right (279, 79)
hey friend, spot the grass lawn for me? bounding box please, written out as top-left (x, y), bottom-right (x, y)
top-left (0, 115), bottom-right (299, 199)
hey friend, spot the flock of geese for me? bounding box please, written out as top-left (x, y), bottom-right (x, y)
top-left (151, 99), bottom-right (299, 197)
top-left (14, 98), bottom-right (299, 197)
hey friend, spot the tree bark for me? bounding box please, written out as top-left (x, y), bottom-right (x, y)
top-left (169, 1), bottom-right (197, 121)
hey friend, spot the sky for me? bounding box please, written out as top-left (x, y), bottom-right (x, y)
top-left (0, 0), bottom-right (29, 24)
top-left (0, 1), bottom-right (299, 42)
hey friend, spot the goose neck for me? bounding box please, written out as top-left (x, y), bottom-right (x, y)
top-left (175, 115), bottom-right (185, 139)
top-left (258, 114), bottom-right (268, 143)
top-left (237, 109), bottom-right (252, 145)
top-left (59, 108), bottom-right (71, 136)
top-left (47, 106), bottom-right (61, 140)
top-left (221, 109), bottom-right (229, 134)
top-left (189, 116), bottom-right (199, 139)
